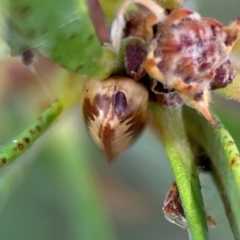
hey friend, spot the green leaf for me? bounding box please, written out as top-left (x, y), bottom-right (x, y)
top-left (150, 103), bottom-right (208, 240)
top-left (183, 106), bottom-right (240, 240)
top-left (6, 0), bottom-right (102, 76)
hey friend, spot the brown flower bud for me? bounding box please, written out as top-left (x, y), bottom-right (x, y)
top-left (111, 0), bottom-right (240, 128)
top-left (81, 76), bottom-right (148, 161)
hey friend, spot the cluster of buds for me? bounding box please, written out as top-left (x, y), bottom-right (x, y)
top-left (80, 0), bottom-right (240, 233)
top-left (112, 0), bottom-right (240, 127)
top-left (82, 0), bottom-right (240, 161)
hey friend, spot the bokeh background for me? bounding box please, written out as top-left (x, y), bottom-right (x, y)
top-left (0, 0), bottom-right (240, 239)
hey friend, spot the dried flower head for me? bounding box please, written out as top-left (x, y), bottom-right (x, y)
top-left (111, 0), bottom-right (240, 127)
top-left (163, 182), bottom-right (217, 229)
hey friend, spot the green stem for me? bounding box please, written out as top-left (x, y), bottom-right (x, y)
top-left (150, 103), bottom-right (208, 240)
top-left (183, 106), bottom-right (240, 240)
top-left (0, 75), bottom-right (84, 169)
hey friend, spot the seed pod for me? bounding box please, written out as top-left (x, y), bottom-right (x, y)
top-left (81, 76), bottom-right (149, 161)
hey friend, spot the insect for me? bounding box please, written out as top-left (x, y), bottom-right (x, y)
top-left (163, 182), bottom-right (217, 229)
top-left (111, 0), bottom-right (240, 128)
top-left (81, 76), bottom-right (149, 161)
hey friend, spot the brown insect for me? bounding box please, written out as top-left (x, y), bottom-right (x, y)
top-left (111, 0), bottom-right (240, 128)
top-left (81, 76), bottom-right (148, 161)
top-left (163, 182), bottom-right (187, 228)
top-left (163, 182), bottom-right (217, 228)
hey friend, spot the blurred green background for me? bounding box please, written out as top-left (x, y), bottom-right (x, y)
top-left (0, 0), bottom-right (240, 240)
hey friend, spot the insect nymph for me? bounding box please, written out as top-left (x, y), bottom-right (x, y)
top-left (81, 76), bottom-right (148, 161)
top-left (82, 0), bottom-right (240, 160)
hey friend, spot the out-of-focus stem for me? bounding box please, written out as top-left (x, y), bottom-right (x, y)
top-left (0, 74), bottom-right (84, 169)
top-left (150, 102), bottom-right (208, 240)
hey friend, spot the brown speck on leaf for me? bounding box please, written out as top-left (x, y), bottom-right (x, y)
top-left (1, 158), bottom-right (7, 165)
top-left (87, 35), bottom-right (94, 41)
top-left (36, 125), bottom-right (42, 132)
top-left (70, 33), bottom-right (78, 39)
top-left (30, 129), bottom-right (36, 134)
top-left (75, 65), bottom-right (83, 72)
top-left (13, 5), bottom-right (30, 18)
top-left (18, 143), bottom-right (24, 150)
top-left (24, 138), bottom-right (30, 144)
top-left (226, 140), bottom-right (234, 147)
top-left (231, 158), bottom-right (236, 166)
